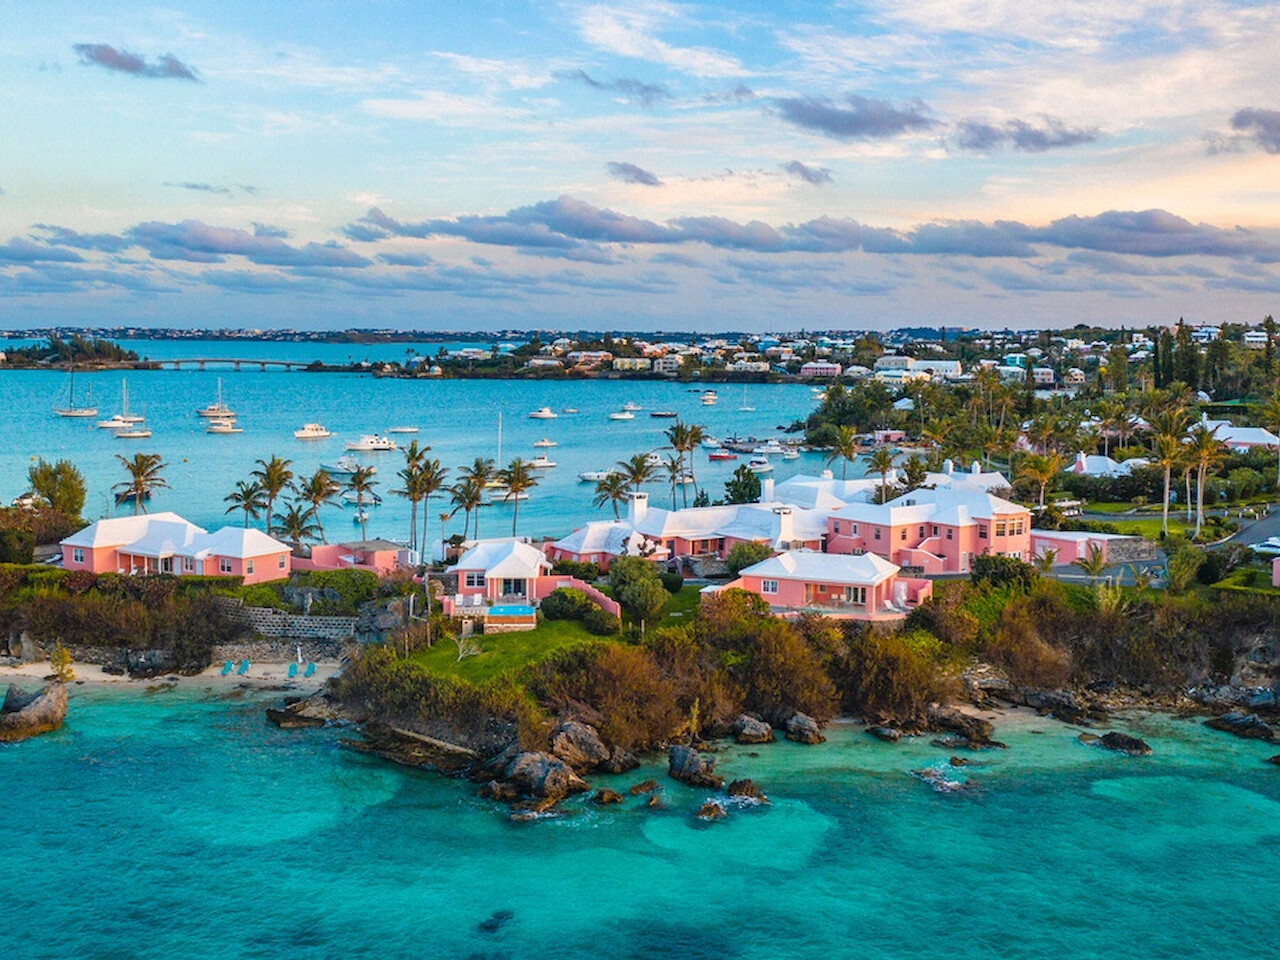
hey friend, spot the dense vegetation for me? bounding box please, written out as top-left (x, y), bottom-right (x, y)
top-left (5, 335), bottom-right (138, 366)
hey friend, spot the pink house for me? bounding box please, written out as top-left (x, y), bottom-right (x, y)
top-left (627, 493), bottom-right (827, 564)
top-left (545, 520), bottom-right (666, 571)
top-left (826, 487), bottom-right (1032, 575)
top-left (1030, 531), bottom-right (1135, 566)
top-left (293, 539), bottom-right (409, 576)
top-left (443, 539), bottom-right (620, 618)
top-left (60, 512), bottom-right (291, 585)
top-left (712, 550), bottom-right (932, 620)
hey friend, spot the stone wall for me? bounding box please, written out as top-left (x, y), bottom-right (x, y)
top-left (1105, 537), bottom-right (1159, 565)
top-left (214, 597), bottom-right (359, 641)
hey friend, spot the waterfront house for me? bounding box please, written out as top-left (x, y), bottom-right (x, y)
top-left (1197, 416), bottom-right (1279, 452)
top-left (60, 512), bottom-right (291, 584)
top-left (545, 520), bottom-right (667, 571)
top-left (295, 538), bottom-right (411, 576)
top-left (442, 538), bottom-right (620, 620)
top-left (1070, 451), bottom-right (1150, 478)
top-left (710, 549), bottom-right (932, 620)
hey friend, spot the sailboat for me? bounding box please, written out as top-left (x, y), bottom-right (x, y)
top-left (738, 384), bottom-right (755, 413)
top-left (53, 368), bottom-right (97, 418)
top-left (97, 380), bottom-right (145, 429)
top-left (196, 377), bottom-right (235, 419)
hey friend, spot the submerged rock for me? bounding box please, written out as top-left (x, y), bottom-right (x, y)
top-left (477, 909), bottom-right (514, 934)
top-left (732, 714), bottom-right (775, 744)
top-left (628, 779), bottom-right (659, 795)
top-left (1079, 732), bottom-right (1152, 756)
top-left (1206, 711), bottom-right (1276, 742)
top-left (645, 794), bottom-right (663, 809)
top-left (910, 767), bottom-right (976, 794)
top-left (927, 706), bottom-right (994, 743)
top-left (930, 734), bottom-right (1007, 751)
top-left (667, 745), bottom-right (724, 789)
top-left (696, 801), bottom-right (727, 821)
top-left (0, 683), bottom-right (68, 743)
top-left (785, 713), bottom-right (825, 745)
top-left (549, 720), bottom-right (610, 772)
top-left (265, 705), bottom-right (326, 729)
top-left (1268, 755), bottom-right (1280, 767)
top-left (590, 788), bottom-right (624, 805)
top-left (867, 725), bottom-right (902, 743)
top-left (726, 779), bottom-right (768, 803)
top-left (600, 746), bottom-right (640, 774)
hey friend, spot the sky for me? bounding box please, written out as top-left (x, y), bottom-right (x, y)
top-left (2, 0), bottom-right (1279, 333)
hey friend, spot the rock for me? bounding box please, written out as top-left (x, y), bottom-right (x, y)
top-left (1205, 711), bottom-right (1277, 742)
top-left (696, 801), bottom-right (727, 821)
top-left (667, 744), bottom-right (724, 789)
top-left (929, 735), bottom-right (1007, 751)
top-left (732, 714), bottom-right (775, 744)
top-left (0, 683), bottom-right (68, 743)
top-left (1268, 755), bottom-right (1280, 767)
top-left (479, 780), bottom-right (520, 802)
top-left (948, 756), bottom-right (977, 767)
top-left (124, 648), bottom-right (180, 679)
top-left (1018, 689), bottom-right (1094, 725)
top-left (504, 751), bottom-right (589, 800)
top-left (600, 746), bottom-right (640, 774)
top-left (510, 798), bottom-right (561, 822)
top-left (477, 910), bottom-right (514, 934)
top-left (590, 788), bottom-right (624, 805)
top-left (727, 779), bottom-right (768, 803)
top-left (628, 779), bottom-right (659, 795)
top-left (549, 720), bottom-right (611, 772)
top-left (645, 794), bottom-right (662, 809)
top-left (867, 725), bottom-right (901, 743)
top-left (785, 713), bottom-right (825, 745)
top-left (910, 768), bottom-right (975, 794)
top-left (1099, 732), bottom-right (1153, 756)
top-left (265, 706), bottom-right (326, 729)
top-left (926, 706), bottom-right (993, 743)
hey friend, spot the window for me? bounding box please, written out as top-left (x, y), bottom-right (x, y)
top-left (900, 529), bottom-right (907, 541)
top-left (995, 520), bottom-right (1007, 537)
top-left (278, 555), bottom-right (286, 569)
top-left (946, 529), bottom-right (953, 540)
top-left (844, 586), bottom-right (867, 604)
top-left (931, 525), bottom-right (938, 536)
top-left (218, 558), bottom-right (233, 574)
top-left (464, 572), bottom-right (485, 589)
top-left (919, 526), bottom-right (925, 538)
top-left (851, 523), bottom-right (859, 535)
top-left (183, 557), bottom-right (195, 572)
top-left (246, 559), bottom-right (255, 575)
top-left (874, 528), bottom-right (881, 541)
top-left (761, 579), bottom-right (778, 594)
top-left (979, 525), bottom-right (988, 539)
top-left (1010, 519), bottom-right (1025, 535)
top-left (72, 548), bottom-right (84, 563)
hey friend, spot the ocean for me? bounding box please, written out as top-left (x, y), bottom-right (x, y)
top-left (4, 685), bottom-right (1277, 960)
top-left (0, 339), bottom-right (826, 543)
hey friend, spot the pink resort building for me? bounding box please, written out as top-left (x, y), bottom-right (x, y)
top-left (711, 549), bottom-right (932, 620)
top-left (60, 512), bottom-right (291, 585)
top-left (294, 539), bottom-right (413, 576)
top-left (442, 539), bottom-right (619, 620)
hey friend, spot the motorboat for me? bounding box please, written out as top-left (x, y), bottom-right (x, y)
top-left (344, 434), bottom-right (397, 451)
top-left (294, 423), bottom-right (333, 440)
top-left (650, 410), bottom-right (678, 418)
top-left (196, 377), bottom-right (234, 419)
top-left (529, 406), bottom-right (558, 419)
top-left (387, 426), bottom-right (419, 434)
top-left (97, 415), bottom-right (133, 430)
top-left (747, 456), bottom-right (773, 474)
top-left (579, 470), bottom-right (613, 482)
top-left (644, 452), bottom-right (663, 467)
top-left (700, 390), bottom-right (718, 405)
top-left (115, 427), bottom-right (153, 439)
top-left (561, 407), bottom-right (579, 414)
top-left (753, 440), bottom-right (786, 455)
top-left (341, 490), bottom-right (382, 505)
top-left (489, 489), bottom-right (530, 503)
top-left (608, 409), bottom-right (635, 421)
top-left (701, 437), bottom-right (722, 449)
top-left (320, 456), bottom-right (368, 477)
top-left (533, 438), bottom-right (557, 448)
top-left (97, 380), bottom-right (144, 428)
top-left (622, 401), bottom-right (643, 411)
top-left (708, 451), bottom-right (737, 461)
top-left (782, 448), bottom-right (801, 461)
top-left (206, 417), bottom-right (242, 434)
top-left (352, 511), bottom-right (369, 524)
top-left (53, 369), bottom-right (97, 418)
top-left (526, 454), bottom-right (557, 469)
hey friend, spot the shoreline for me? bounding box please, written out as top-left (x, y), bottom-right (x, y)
top-left (1, 659), bottom-right (341, 692)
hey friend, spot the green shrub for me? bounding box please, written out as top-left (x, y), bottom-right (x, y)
top-left (551, 559), bottom-right (601, 582)
top-left (582, 607), bottom-right (621, 636)
top-left (971, 554), bottom-right (1038, 591)
top-left (726, 541), bottom-right (773, 577)
top-left (540, 587), bottom-right (596, 621)
top-left (658, 570), bottom-right (684, 594)
top-left (293, 568), bottom-right (379, 615)
top-left (0, 529), bottom-right (34, 564)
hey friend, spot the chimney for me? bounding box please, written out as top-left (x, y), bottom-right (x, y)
top-left (821, 468), bottom-right (833, 480)
top-left (772, 506), bottom-right (794, 547)
top-left (971, 460), bottom-right (981, 475)
top-left (943, 458), bottom-right (954, 476)
top-left (628, 491), bottom-right (649, 527)
top-left (760, 477), bottom-right (775, 502)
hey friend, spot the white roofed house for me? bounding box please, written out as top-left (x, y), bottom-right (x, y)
top-left (545, 521), bottom-right (667, 571)
top-left (1197, 416), bottom-right (1280, 453)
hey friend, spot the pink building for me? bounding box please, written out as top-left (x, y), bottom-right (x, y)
top-left (443, 539), bottom-right (621, 618)
top-left (1030, 531), bottom-right (1135, 566)
top-left (627, 493), bottom-right (827, 563)
top-left (293, 539), bottom-right (410, 576)
top-left (712, 550), bottom-right (932, 620)
top-left (544, 520), bottom-right (665, 571)
top-left (826, 487), bottom-right (1032, 575)
top-left (60, 512), bottom-right (291, 585)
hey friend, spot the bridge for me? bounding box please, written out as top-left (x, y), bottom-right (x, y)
top-left (152, 358), bottom-right (309, 371)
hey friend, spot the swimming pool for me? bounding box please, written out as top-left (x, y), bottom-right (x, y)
top-left (487, 604), bottom-right (536, 617)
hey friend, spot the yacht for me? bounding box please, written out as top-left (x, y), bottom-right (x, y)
top-left (650, 410), bottom-right (678, 418)
top-left (115, 427), bottom-right (153, 439)
top-left (701, 436), bottom-right (722, 449)
top-left (533, 438), bottom-right (557, 448)
top-left (341, 490), bottom-right (383, 505)
top-left (747, 456), bottom-right (773, 474)
top-left (320, 456), bottom-right (367, 477)
top-left (387, 426), bottom-right (419, 434)
top-left (529, 406), bottom-right (558, 419)
top-left (53, 369), bottom-right (97, 418)
top-left (608, 409), bottom-right (635, 421)
top-left (97, 380), bottom-right (144, 428)
top-left (738, 385), bottom-right (756, 412)
top-left (622, 401), bottom-right (643, 411)
top-left (294, 423), bottom-right (333, 440)
top-left (97, 415), bottom-right (133, 431)
top-left (489, 489), bottom-right (530, 503)
top-left (700, 390), bottom-right (718, 405)
top-left (578, 470), bottom-right (613, 482)
top-left (561, 407), bottom-right (579, 414)
top-left (196, 378), bottom-right (234, 419)
top-left (782, 448), bottom-right (801, 461)
top-left (753, 440), bottom-right (786, 455)
top-left (206, 418), bottom-right (243, 435)
top-left (708, 451), bottom-right (737, 461)
top-left (526, 454), bottom-right (557, 469)
top-left (344, 434), bottom-right (397, 452)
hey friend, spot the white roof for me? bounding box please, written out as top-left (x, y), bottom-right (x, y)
top-left (61, 512), bottom-right (288, 560)
top-left (835, 486), bottom-right (1026, 527)
top-left (454, 539), bottom-right (550, 578)
top-left (635, 501), bottom-right (828, 548)
top-left (550, 521), bottom-right (654, 558)
top-left (741, 549), bottom-right (900, 586)
top-left (1200, 418), bottom-right (1279, 449)
top-left (772, 474), bottom-right (882, 511)
top-left (62, 512), bottom-right (199, 549)
top-left (196, 526), bottom-right (290, 560)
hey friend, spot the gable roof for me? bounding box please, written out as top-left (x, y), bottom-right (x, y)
top-left (454, 539), bottom-right (551, 578)
top-left (741, 549), bottom-right (900, 586)
top-left (61, 512), bottom-right (289, 560)
top-left (62, 512), bottom-right (200, 549)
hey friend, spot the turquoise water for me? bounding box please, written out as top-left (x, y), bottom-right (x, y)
top-left (489, 604), bottom-right (536, 616)
top-left (0, 340), bottom-right (825, 541)
top-left (4, 686), bottom-right (1278, 959)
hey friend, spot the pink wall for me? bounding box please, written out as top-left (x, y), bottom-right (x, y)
top-left (1273, 557), bottom-right (1280, 588)
top-left (294, 543), bottom-right (400, 575)
top-left (1031, 534), bottom-right (1109, 565)
top-left (721, 570), bottom-right (931, 620)
top-left (826, 512), bottom-right (1030, 573)
top-left (61, 544), bottom-right (118, 573)
top-left (61, 544), bottom-right (287, 583)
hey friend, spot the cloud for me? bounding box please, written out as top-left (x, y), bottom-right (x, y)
top-left (559, 69), bottom-right (670, 107)
top-left (773, 94), bottom-right (935, 139)
top-left (1230, 108), bottom-right (1280, 154)
top-left (376, 251), bottom-right (435, 267)
top-left (781, 161), bottom-right (833, 185)
top-left (705, 84), bottom-right (756, 103)
top-left (252, 222), bottom-right (289, 238)
top-left (606, 161), bottom-right (663, 186)
top-left (575, 3), bottom-right (744, 78)
top-left (31, 224), bottom-right (131, 253)
top-left (955, 116), bottom-right (1100, 152)
top-left (649, 252), bottom-right (704, 268)
top-left (126, 220), bottom-right (371, 267)
top-left (72, 44), bottom-right (198, 81)
top-left (0, 238), bottom-right (85, 264)
top-left (164, 181), bottom-right (230, 195)
top-left (1026, 210), bottom-right (1280, 261)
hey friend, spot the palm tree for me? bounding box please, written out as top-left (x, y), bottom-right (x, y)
top-left (1151, 433), bottom-right (1183, 537)
top-left (616, 452), bottom-right (655, 492)
top-left (251, 456), bottom-right (294, 536)
top-left (346, 466), bottom-right (379, 541)
top-left (1073, 543), bottom-right (1109, 583)
top-left (867, 446), bottom-right (896, 503)
top-left (460, 456), bottom-right (496, 489)
top-left (273, 501), bottom-right (320, 554)
top-left (297, 469), bottom-right (340, 543)
top-left (1257, 391), bottom-right (1280, 489)
top-left (450, 475), bottom-right (485, 540)
top-left (1186, 423), bottom-right (1225, 537)
top-left (826, 424), bottom-right (861, 480)
top-left (1018, 452), bottom-right (1065, 507)
top-left (497, 458), bottom-right (538, 536)
top-left (393, 447), bottom-right (430, 550)
top-left (664, 421), bottom-right (704, 505)
top-left (661, 454), bottom-right (683, 509)
top-left (418, 459), bottom-right (449, 559)
top-left (593, 473), bottom-right (629, 518)
top-left (113, 453), bottom-right (168, 515)
top-left (224, 479), bottom-right (267, 528)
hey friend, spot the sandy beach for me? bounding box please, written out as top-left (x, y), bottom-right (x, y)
top-left (2, 659), bottom-right (342, 691)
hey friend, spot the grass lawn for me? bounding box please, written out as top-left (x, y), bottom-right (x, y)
top-left (1212, 567), bottom-right (1280, 595)
top-left (409, 617), bottom-right (602, 685)
top-left (1099, 517), bottom-right (1191, 539)
top-left (656, 583), bottom-right (703, 629)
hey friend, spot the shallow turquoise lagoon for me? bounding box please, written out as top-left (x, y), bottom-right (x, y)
top-left (3, 687), bottom-right (1278, 959)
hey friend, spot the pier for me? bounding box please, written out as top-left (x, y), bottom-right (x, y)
top-left (157, 358), bottom-right (305, 371)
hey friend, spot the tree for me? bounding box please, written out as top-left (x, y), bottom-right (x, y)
top-left (49, 641), bottom-right (73, 683)
top-left (620, 577), bottom-right (668, 634)
top-left (1257, 391), bottom-right (1280, 489)
top-left (27, 458), bottom-right (86, 518)
top-left (727, 541), bottom-right (773, 576)
top-left (418, 459), bottom-right (449, 559)
top-left (393, 445), bottom-right (429, 550)
top-left (1151, 433), bottom-right (1183, 537)
top-left (251, 456), bottom-right (294, 536)
top-left (113, 453), bottom-right (168, 515)
top-left (593, 473), bottom-right (629, 518)
top-left (224, 479), bottom-right (267, 528)
top-left (724, 465), bottom-right (761, 504)
top-left (825, 424), bottom-right (860, 480)
top-left (661, 454), bottom-right (683, 509)
top-left (346, 466), bottom-right (379, 541)
top-left (616, 452), bottom-right (655, 491)
top-left (450, 475), bottom-right (485, 541)
top-left (867, 447), bottom-right (897, 503)
top-left (664, 421), bottom-right (703, 506)
top-left (1186, 423), bottom-right (1225, 537)
top-left (273, 501), bottom-right (320, 553)
top-left (297, 469), bottom-right (340, 543)
top-left (497, 458), bottom-right (538, 536)
top-left (901, 454), bottom-right (928, 491)
top-left (1018, 452), bottom-right (1064, 507)
top-left (1072, 543), bottom-right (1109, 583)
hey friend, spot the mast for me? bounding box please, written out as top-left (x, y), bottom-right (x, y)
top-left (497, 412), bottom-right (503, 464)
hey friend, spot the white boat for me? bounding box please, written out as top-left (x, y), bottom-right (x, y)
top-left (196, 377), bottom-right (234, 419)
top-left (747, 456), bottom-right (773, 474)
top-left (344, 434), bottom-right (397, 451)
top-left (579, 470), bottom-right (613, 482)
top-left (97, 380), bottom-right (144, 428)
top-left (608, 409), bottom-right (635, 421)
top-left (622, 401), bottom-right (643, 411)
top-left (387, 426), bottom-right (419, 434)
top-left (320, 456), bottom-right (367, 477)
top-left (526, 454), bottom-right (557, 469)
top-left (533, 438), bottom-right (557, 448)
top-left (97, 415), bottom-right (133, 430)
top-left (644, 452), bottom-right (663, 467)
top-left (294, 423), bottom-right (333, 440)
top-left (206, 419), bottom-right (243, 435)
top-left (53, 369), bottom-right (97, 418)
top-left (489, 489), bottom-right (530, 503)
top-left (529, 406), bottom-right (558, 419)
top-left (739, 385), bottom-right (755, 412)
top-left (782, 448), bottom-right (801, 460)
top-left (700, 390), bottom-right (718, 405)
top-left (341, 490), bottom-right (382, 505)
top-left (115, 428), bottom-right (152, 439)
top-left (352, 511), bottom-right (369, 524)
top-left (701, 437), bottom-right (722, 450)
top-left (754, 440), bottom-right (785, 455)
top-left (561, 407), bottom-right (579, 414)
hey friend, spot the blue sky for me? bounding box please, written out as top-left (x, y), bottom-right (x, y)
top-left (2, 0), bottom-right (1278, 331)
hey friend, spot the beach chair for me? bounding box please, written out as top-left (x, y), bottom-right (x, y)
top-left (220, 660), bottom-right (234, 676)
top-left (287, 662), bottom-right (298, 679)
top-left (303, 662), bottom-right (316, 678)
top-left (237, 659), bottom-right (250, 676)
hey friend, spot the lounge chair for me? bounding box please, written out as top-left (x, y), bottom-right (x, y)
top-left (287, 662), bottom-right (298, 679)
top-left (237, 659), bottom-right (250, 676)
top-left (220, 660), bottom-right (234, 676)
top-left (303, 662), bottom-right (316, 678)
